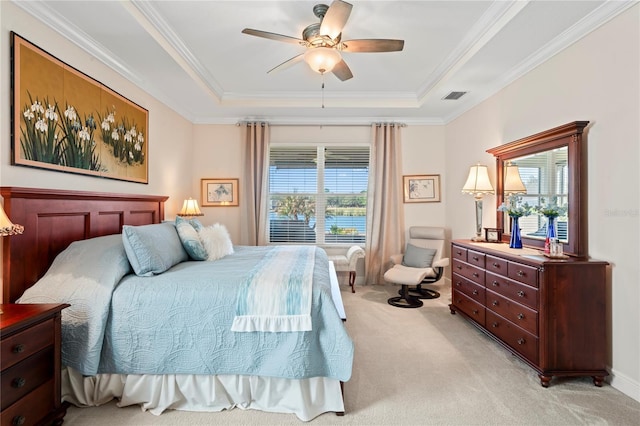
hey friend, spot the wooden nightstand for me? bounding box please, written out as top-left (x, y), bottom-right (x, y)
top-left (1, 303), bottom-right (69, 426)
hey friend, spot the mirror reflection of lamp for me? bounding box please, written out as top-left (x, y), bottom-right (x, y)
top-left (504, 162), bottom-right (527, 195)
top-left (462, 164), bottom-right (494, 241)
top-left (0, 203), bottom-right (23, 313)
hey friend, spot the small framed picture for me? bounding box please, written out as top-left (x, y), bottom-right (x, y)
top-left (403, 174), bottom-right (441, 203)
top-left (484, 227), bottom-right (503, 242)
top-left (201, 178), bottom-right (239, 207)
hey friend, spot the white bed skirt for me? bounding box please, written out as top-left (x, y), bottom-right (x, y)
top-left (62, 367), bottom-right (344, 422)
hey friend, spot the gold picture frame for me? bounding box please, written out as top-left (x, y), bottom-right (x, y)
top-left (403, 174), bottom-right (441, 203)
top-left (201, 178), bottom-right (239, 207)
top-left (11, 32), bottom-right (149, 183)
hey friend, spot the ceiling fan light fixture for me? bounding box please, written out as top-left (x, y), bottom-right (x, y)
top-left (304, 47), bottom-right (341, 74)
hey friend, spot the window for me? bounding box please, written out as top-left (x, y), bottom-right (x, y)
top-left (513, 147), bottom-right (569, 239)
top-left (268, 145), bottom-right (369, 244)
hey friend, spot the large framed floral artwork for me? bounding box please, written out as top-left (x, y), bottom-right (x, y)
top-left (11, 32), bottom-right (149, 183)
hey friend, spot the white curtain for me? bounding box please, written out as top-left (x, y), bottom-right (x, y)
top-left (239, 122), bottom-right (269, 246)
top-left (365, 124), bottom-right (405, 284)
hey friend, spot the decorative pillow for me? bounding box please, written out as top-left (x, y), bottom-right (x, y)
top-left (175, 216), bottom-right (207, 261)
top-left (402, 244), bottom-right (436, 268)
top-left (198, 223), bottom-right (234, 261)
top-left (122, 222), bottom-right (188, 276)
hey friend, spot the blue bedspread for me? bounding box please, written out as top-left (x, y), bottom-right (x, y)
top-left (19, 238), bottom-right (353, 382)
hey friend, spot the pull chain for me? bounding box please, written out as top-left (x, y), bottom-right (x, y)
top-left (321, 72), bottom-right (325, 109)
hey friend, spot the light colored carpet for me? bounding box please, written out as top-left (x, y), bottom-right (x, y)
top-left (63, 281), bottom-right (640, 425)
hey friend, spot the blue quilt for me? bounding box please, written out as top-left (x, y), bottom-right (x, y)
top-left (21, 236), bottom-right (353, 382)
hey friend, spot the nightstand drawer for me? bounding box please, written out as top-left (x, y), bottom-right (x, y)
top-left (0, 379), bottom-right (54, 426)
top-left (1, 348), bottom-right (53, 410)
top-left (1, 320), bottom-right (53, 370)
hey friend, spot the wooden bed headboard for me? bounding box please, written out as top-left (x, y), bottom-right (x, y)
top-left (1, 187), bottom-right (167, 303)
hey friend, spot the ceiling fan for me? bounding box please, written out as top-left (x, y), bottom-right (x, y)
top-left (241, 0), bottom-right (404, 81)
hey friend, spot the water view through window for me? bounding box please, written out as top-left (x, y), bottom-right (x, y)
top-left (268, 146), bottom-right (369, 244)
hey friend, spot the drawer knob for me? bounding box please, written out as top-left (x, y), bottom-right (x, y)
top-left (517, 338), bottom-right (526, 345)
top-left (472, 256), bottom-right (479, 261)
top-left (517, 270), bottom-right (524, 277)
top-left (12, 377), bottom-right (26, 388)
top-left (456, 251), bottom-right (462, 255)
top-left (456, 265), bottom-right (462, 270)
top-left (492, 281), bottom-right (499, 287)
top-left (472, 272), bottom-right (479, 278)
top-left (517, 313), bottom-right (525, 320)
top-left (472, 289), bottom-right (478, 295)
top-left (492, 262), bottom-right (499, 268)
top-left (12, 416), bottom-right (26, 426)
top-left (472, 309), bottom-right (479, 315)
top-left (492, 300), bottom-right (498, 306)
top-left (12, 344), bottom-right (25, 353)
top-left (517, 291), bottom-right (525, 297)
top-left (492, 322), bottom-right (498, 328)
top-left (456, 281), bottom-right (461, 287)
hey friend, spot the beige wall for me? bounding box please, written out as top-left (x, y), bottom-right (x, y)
top-left (445, 5), bottom-right (640, 400)
top-left (0, 2), bottom-right (194, 218)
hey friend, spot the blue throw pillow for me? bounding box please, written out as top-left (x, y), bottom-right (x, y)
top-left (402, 244), bottom-right (436, 268)
top-left (122, 222), bottom-right (188, 276)
top-left (175, 216), bottom-right (208, 261)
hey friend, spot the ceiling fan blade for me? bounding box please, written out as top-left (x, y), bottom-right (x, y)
top-left (320, 0), bottom-right (353, 39)
top-left (267, 54), bottom-right (305, 74)
top-left (341, 39), bottom-right (405, 53)
top-left (331, 59), bottom-right (353, 81)
top-left (242, 28), bottom-right (305, 46)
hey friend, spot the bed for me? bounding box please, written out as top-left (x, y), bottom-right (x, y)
top-left (1, 187), bottom-right (353, 421)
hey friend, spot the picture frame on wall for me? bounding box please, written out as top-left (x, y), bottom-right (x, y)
top-left (403, 174), bottom-right (441, 203)
top-left (11, 32), bottom-right (149, 183)
top-left (201, 178), bottom-right (239, 207)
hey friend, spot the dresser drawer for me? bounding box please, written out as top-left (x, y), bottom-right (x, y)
top-left (467, 250), bottom-right (485, 268)
top-left (452, 259), bottom-right (485, 286)
top-left (507, 261), bottom-right (538, 287)
top-left (0, 379), bottom-right (54, 426)
top-left (486, 272), bottom-right (538, 310)
top-left (452, 290), bottom-right (486, 326)
top-left (486, 310), bottom-right (538, 364)
top-left (1, 320), bottom-right (53, 371)
top-left (452, 273), bottom-right (485, 305)
top-left (486, 289), bottom-right (538, 336)
top-left (452, 245), bottom-right (467, 262)
top-left (1, 348), bottom-right (53, 410)
top-left (486, 255), bottom-right (508, 277)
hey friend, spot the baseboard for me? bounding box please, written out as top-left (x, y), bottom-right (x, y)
top-left (609, 367), bottom-right (640, 403)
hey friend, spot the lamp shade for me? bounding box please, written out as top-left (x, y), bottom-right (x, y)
top-left (177, 198), bottom-right (204, 218)
top-left (504, 163), bottom-right (527, 195)
top-left (461, 164), bottom-right (494, 196)
top-left (0, 204), bottom-right (24, 236)
top-left (304, 47), bottom-right (342, 74)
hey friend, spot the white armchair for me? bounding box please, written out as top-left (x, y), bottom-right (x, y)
top-left (384, 227), bottom-right (449, 308)
top-left (327, 246), bottom-right (365, 293)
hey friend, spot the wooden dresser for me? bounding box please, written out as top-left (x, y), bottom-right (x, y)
top-left (1, 304), bottom-right (69, 426)
top-left (449, 240), bottom-right (608, 387)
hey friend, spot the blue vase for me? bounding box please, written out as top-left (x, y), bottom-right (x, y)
top-left (510, 216), bottom-right (522, 248)
top-left (544, 215), bottom-right (557, 253)
top-left (546, 216), bottom-right (557, 239)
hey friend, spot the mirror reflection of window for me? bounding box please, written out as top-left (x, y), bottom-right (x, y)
top-left (503, 146), bottom-right (569, 243)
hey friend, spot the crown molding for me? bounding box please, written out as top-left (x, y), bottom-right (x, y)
top-left (439, 0), bottom-right (637, 125)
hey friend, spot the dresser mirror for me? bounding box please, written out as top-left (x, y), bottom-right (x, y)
top-left (487, 121), bottom-right (589, 257)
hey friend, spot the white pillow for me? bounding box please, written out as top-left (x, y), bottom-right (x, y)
top-left (198, 223), bottom-right (234, 261)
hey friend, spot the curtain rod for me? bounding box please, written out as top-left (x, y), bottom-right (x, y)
top-left (236, 122), bottom-right (406, 128)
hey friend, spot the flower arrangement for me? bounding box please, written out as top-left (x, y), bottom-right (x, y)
top-left (534, 196), bottom-right (567, 218)
top-left (497, 195), bottom-right (534, 218)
